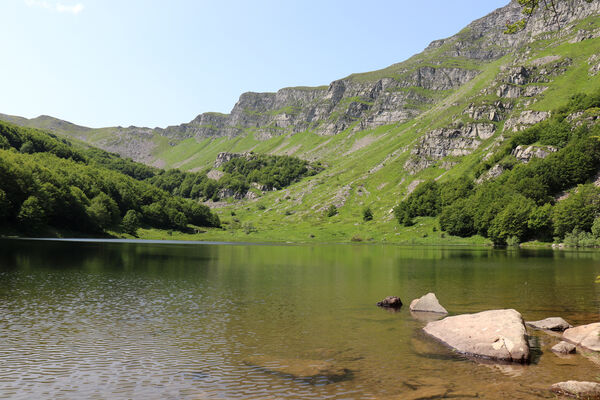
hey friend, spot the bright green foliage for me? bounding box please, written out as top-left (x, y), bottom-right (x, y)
top-left (488, 195), bottom-right (536, 245)
top-left (564, 228), bottom-right (598, 247)
top-left (439, 198), bottom-right (475, 237)
top-left (406, 90), bottom-right (600, 245)
top-left (506, 236), bottom-right (520, 246)
top-left (87, 193), bottom-right (120, 230)
top-left (0, 121), bottom-right (221, 235)
top-left (148, 153), bottom-right (322, 201)
top-left (362, 207), bottom-right (373, 221)
top-left (553, 185), bottom-right (600, 238)
top-left (394, 180), bottom-right (440, 226)
top-left (591, 216), bottom-right (600, 238)
top-left (527, 203), bottom-right (554, 242)
top-left (395, 178), bottom-right (475, 227)
top-left (17, 196), bottom-right (45, 231)
top-left (122, 210), bottom-right (141, 236)
top-left (223, 154), bottom-right (320, 190)
top-left (326, 205), bottom-right (338, 217)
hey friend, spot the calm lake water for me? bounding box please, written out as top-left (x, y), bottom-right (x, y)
top-left (1, 239), bottom-right (600, 399)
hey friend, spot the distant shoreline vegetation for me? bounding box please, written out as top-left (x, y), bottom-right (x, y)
top-left (0, 121), bottom-right (220, 237)
top-left (0, 121), bottom-right (324, 239)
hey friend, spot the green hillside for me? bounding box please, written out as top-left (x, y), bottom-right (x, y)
top-left (0, 121), bottom-right (220, 237)
top-left (1, 1), bottom-right (599, 244)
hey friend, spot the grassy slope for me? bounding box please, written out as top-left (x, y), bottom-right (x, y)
top-left (127, 25), bottom-right (600, 244)
top-left (3, 17), bottom-right (598, 244)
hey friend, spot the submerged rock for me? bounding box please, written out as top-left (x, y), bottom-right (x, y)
top-left (244, 355), bottom-right (348, 381)
top-left (526, 317), bottom-right (572, 332)
top-left (563, 323), bottom-right (600, 352)
top-left (377, 296), bottom-right (403, 309)
top-left (551, 381), bottom-right (600, 399)
top-left (552, 341), bottom-right (576, 354)
top-left (409, 293), bottom-right (448, 314)
top-left (423, 309), bottom-right (529, 363)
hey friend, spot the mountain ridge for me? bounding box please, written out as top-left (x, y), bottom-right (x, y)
top-left (6, 0), bottom-right (598, 166)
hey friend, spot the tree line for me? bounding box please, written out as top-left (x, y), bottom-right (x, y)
top-left (0, 121), bottom-right (220, 236)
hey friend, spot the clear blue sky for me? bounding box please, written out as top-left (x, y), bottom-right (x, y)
top-left (0, 0), bottom-right (508, 128)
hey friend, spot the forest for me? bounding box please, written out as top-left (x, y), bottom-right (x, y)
top-left (395, 90), bottom-right (600, 246)
top-left (0, 121), bottom-right (220, 236)
top-left (0, 120), bottom-right (322, 236)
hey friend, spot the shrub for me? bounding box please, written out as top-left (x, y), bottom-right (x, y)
top-left (121, 209), bottom-right (141, 236)
top-left (326, 205), bottom-right (338, 217)
top-left (362, 207), bottom-right (373, 221)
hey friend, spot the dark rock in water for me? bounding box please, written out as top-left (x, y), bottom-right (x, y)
top-left (551, 381), bottom-right (600, 399)
top-left (409, 292), bottom-right (448, 314)
top-left (377, 296), bottom-right (403, 309)
top-left (423, 309), bottom-right (530, 363)
top-left (526, 317), bottom-right (572, 331)
top-left (243, 355), bottom-right (349, 382)
top-left (551, 341), bottom-right (576, 354)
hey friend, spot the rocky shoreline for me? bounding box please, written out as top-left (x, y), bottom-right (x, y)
top-left (377, 293), bottom-right (600, 398)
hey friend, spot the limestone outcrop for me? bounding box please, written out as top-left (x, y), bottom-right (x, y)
top-left (563, 323), bottom-right (600, 352)
top-left (423, 309), bottom-right (530, 363)
top-left (409, 293), bottom-right (448, 314)
top-left (551, 381), bottom-right (600, 399)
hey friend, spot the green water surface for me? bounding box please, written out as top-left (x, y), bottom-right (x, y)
top-left (1, 239), bottom-right (599, 399)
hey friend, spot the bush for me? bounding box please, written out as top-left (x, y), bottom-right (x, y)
top-left (488, 195), bottom-right (536, 245)
top-left (362, 207), bottom-right (373, 221)
top-left (439, 198), bottom-right (474, 237)
top-left (17, 196), bottom-right (45, 231)
top-left (506, 236), bottom-right (520, 247)
top-left (564, 228), bottom-right (598, 248)
top-left (326, 205), bottom-right (338, 217)
top-left (122, 209), bottom-right (141, 236)
top-left (553, 185), bottom-right (600, 239)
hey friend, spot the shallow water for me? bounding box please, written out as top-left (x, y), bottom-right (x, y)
top-left (1, 239), bottom-right (600, 399)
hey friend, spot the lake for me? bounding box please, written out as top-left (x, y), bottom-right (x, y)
top-left (1, 239), bottom-right (599, 399)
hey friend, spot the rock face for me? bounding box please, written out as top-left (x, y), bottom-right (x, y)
top-left (213, 152), bottom-right (256, 168)
top-left (563, 323), bottom-right (600, 351)
top-left (551, 381), bottom-right (600, 399)
top-left (0, 0), bottom-right (598, 168)
top-left (405, 123), bottom-right (496, 173)
top-left (526, 317), bottom-right (572, 331)
top-left (551, 341), bottom-right (576, 354)
top-left (504, 110), bottom-right (550, 132)
top-left (475, 163), bottom-right (505, 184)
top-left (377, 296), bottom-right (403, 309)
top-left (409, 293), bottom-right (448, 314)
top-left (423, 309), bottom-right (530, 363)
top-left (511, 145), bottom-right (557, 163)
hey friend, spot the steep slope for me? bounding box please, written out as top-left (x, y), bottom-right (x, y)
top-left (2, 0), bottom-right (599, 243)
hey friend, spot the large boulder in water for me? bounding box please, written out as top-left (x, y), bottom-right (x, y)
top-left (423, 309), bottom-right (530, 363)
top-left (551, 381), bottom-right (600, 399)
top-left (563, 323), bottom-right (600, 351)
top-left (377, 296), bottom-right (402, 309)
top-left (526, 317), bottom-right (572, 331)
top-left (409, 293), bottom-right (448, 314)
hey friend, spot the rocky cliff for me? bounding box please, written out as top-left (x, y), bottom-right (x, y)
top-left (1, 0), bottom-right (598, 165)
